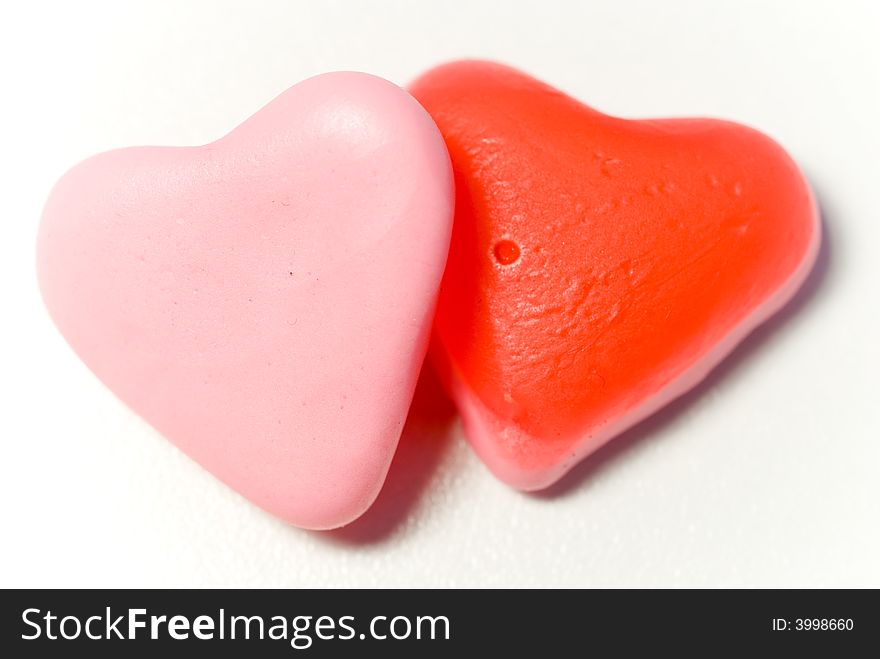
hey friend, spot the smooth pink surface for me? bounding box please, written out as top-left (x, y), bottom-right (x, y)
top-left (37, 72), bottom-right (454, 529)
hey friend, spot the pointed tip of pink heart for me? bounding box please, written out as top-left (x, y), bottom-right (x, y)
top-left (37, 72), bottom-right (454, 529)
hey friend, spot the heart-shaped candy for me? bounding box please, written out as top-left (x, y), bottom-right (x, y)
top-left (410, 61), bottom-right (820, 490)
top-left (38, 72), bottom-right (453, 528)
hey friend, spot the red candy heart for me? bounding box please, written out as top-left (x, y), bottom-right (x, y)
top-left (410, 61), bottom-right (820, 490)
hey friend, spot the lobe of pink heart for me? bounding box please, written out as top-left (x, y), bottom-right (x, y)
top-left (37, 72), bottom-right (455, 529)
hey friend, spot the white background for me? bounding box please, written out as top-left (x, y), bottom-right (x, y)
top-left (1, 0), bottom-right (878, 587)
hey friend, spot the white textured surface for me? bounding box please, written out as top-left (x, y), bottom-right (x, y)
top-left (2, 0), bottom-right (879, 587)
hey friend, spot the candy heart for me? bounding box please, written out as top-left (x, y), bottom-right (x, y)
top-left (410, 61), bottom-right (820, 490)
top-left (38, 72), bottom-right (453, 529)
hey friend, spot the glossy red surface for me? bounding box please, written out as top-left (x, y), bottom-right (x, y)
top-left (410, 61), bottom-right (818, 475)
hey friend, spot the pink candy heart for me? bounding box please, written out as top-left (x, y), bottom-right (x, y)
top-left (37, 72), bottom-right (454, 529)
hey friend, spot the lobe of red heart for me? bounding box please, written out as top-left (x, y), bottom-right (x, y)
top-left (410, 61), bottom-right (817, 476)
